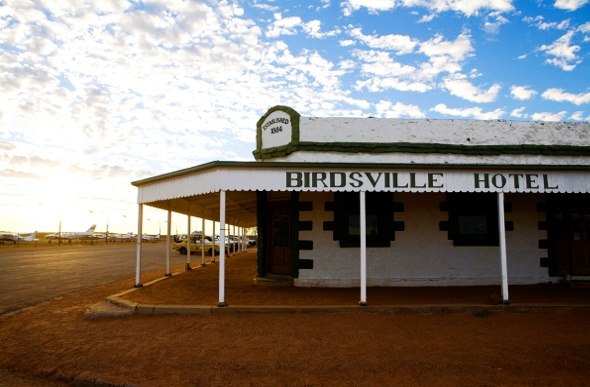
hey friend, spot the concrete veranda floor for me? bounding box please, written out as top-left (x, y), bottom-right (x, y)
top-left (115, 249), bottom-right (590, 311)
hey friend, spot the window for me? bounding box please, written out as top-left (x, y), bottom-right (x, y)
top-left (333, 192), bottom-right (394, 248)
top-left (447, 193), bottom-right (499, 246)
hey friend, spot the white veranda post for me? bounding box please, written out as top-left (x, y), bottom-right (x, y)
top-left (135, 204), bottom-right (143, 287)
top-left (218, 190), bottom-right (227, 307)
top-left (359, 191), bottom-right (367, 306)
top-left (211, 220), bottom-right (216, 262)
top-left (186, 216), bottom-right (191, 270)
top-left (201, 217), bottom-right (206, 267)
top-left (498, 192), bottom-right (510, 304)
top-left (166, 210), bottom-right (172, 276)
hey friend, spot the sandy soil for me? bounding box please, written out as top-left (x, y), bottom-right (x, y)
top-left (1, 250), bottom-right (589, 386)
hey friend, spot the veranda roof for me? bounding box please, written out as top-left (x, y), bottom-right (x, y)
top-left (132, 160), bottom-right (590, 226)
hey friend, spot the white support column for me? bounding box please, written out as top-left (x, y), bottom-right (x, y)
top-left (201, 217), bottom-right (206, 267)
top-left (226, 223), bottom-right (231, 257)
top-left (218, 190), bottom-right (227, 307)
top-left (186, 216), bottom-right (192, 270)
top-left (359, 191), bottom-right (367, 306)
top-left (135, 204), bottom-right (143, 287)
top-left (232, 224), bottom-right (236, 255)
top-left (239, 226), bottom-right (243, 253)
top-left (236, 225), bottom-right (239, 254)
top-left (211, 220), bottom-right (216, 262)
top-left (229, 224), bottom-right (233, 255)
top-left (166, 210), bottom-right (172, 276)
top-left (498, 192), bottom-right (510, 304)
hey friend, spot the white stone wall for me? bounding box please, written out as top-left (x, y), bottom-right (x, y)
top-left (295, 191), bottom-right (553, 287)
top-left (299, 117), bottom-right (590, 147)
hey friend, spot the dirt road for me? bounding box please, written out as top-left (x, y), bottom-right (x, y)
top-left (1, 250), bottom-right (589, 386)
top-left (0, 243), bottom-right (180, 314)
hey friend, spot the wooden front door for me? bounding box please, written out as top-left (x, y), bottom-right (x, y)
top-left (266, 200), bottom-right (292, 275)
top-left (569, 200), bottom-right (590, 275)
top-left (549, 194), bottom-right (590, 276)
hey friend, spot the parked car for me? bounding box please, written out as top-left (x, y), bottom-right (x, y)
top-left (172, 237), bottom-right (221, 256)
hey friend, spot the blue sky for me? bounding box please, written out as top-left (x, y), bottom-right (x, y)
top-left (1, 0), bottom-right (589, 235)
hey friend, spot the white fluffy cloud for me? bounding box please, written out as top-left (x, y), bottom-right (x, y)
top-left (541, 88), bottom-right (590, 105)
top-left (511, 85), bottom-right (538, 100)
top-left (442, 75), bottom-right (502, 103)
top-left (539, 31), bottom-right (581, 71)
top-left (375, 101), bottom-right (426, 118)
top-left (531, 111), bottom-right (569, 121)
top-left (342, 0), bottom-right (396, 16)
top-left (510, 106), bottom-right (528, 118)
top-left (347, 27), bottom-right (418, 54)
top-left (569, 111), bottom-right (586, 120)
top-left (554, 0), bottom-right (590, 11)
top-left (431, 103), bottom-right (505, 119)
top-left (342, 0), bottom-right (514, 17)
top-left (523, 16), bottom-right (571, 30)
top-left (483, 12), bottom-right (509, 34)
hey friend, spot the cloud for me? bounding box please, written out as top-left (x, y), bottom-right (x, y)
top-left (531, 111), bottom-right (569, 121)
top-left (578, 22), bottom-right (590, 42)
top-left (554, 0), bottom-right (590, 11)
top-left (442, 74), bottom-right (502, 103)
top-left (352, 50), bottom-right (432, 92)
top-left (510, 85), bottom-right (538, 100)
top-left (303, 20), bottom-right (332, 38)
top-left (418, 13), bottom-right (437, 23)
top-left (523, 16), bottom-right (571, 30)
top-left (541, 88), bottom-right (590, 105)
top-left (538, 31), bottom-right (581, 70)
top-left (469, 69), bottom-right (483, 78)
top-left (266, 14), bottom-right (338, 39)
top-left (347, 27), bottom-right (418, 54)
top-left (344, 32), bottom-right (475, 94)
top-left (569, 111), bottom-right (586, 120)
top-left (510, 106), bottom-right (528, 118)
top-left (375, 101), bottom-right (426, 118)
top-left (266, 14), bottom-right (302, 37)
top-left (418, 33), bottom-right (475, 76)
top-left (354, 76), bottom-right (431, 93)
top-left (483, 12), bottom-right (509, 34)
top-left (431, 103), bottom-right (505, 119)
top-left (341, 0), bottom-right (514, 17)
top-left (341, 0), bottom-right (396, 16)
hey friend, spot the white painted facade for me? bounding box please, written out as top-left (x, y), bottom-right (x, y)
top-left (297, 192), bottom-right (549, 287)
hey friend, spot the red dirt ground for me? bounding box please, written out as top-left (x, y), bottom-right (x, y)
top-left (1, 250), bottom-right (589, 386)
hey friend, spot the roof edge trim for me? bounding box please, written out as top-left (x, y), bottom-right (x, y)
top-left (254, 141), bottom-right (590, 160)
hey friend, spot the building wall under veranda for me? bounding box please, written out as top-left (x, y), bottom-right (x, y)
top-left (295, 191), bottom-right (551, 287)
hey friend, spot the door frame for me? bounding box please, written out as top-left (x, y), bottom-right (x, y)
top-left (256, 191), bottom-right (298, 278)
top-left (546, 193), bottom-right (590, 276)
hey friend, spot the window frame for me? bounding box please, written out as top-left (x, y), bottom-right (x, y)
top-left (333, 191), bottom-right (394, 248)
top-left (447, 192), bottom-right (499, 247)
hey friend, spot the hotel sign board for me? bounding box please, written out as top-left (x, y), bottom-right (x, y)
top-left (283, 170), bottom-right (565, 192)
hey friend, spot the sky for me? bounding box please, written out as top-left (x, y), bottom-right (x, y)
top-left (1, 0), bottom-right (589, 236)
